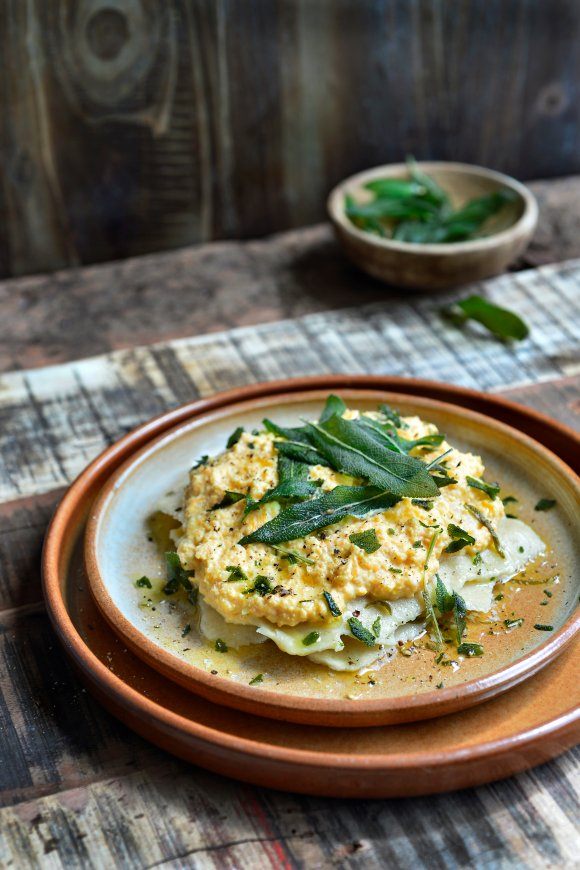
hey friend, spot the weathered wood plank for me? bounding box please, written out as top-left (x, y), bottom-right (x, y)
top-left (0, 174), bottom-right (579, 373)
top-left (0, 260), bottom-right (578, 504)
top-left (2, 1), bottom-right (580, 277)
top-left (0, 490), bottom-right (63, 611)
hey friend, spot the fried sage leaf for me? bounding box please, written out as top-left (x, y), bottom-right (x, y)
top-left (239, 485), bottom-right (399, 545)
top-left (319, 394), bottom-right (347, 423)
top-left (245, 456), bottom-right (318, 514)
top-left (466, 476), bottom-right (500, 500)
top-left (305, 416), bottom-right (439, 499)
top-left (466, 504), bottom-right (505, 557)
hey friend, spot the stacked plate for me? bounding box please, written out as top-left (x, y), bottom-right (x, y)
top-left (42, 376), bottom-right (580, 797)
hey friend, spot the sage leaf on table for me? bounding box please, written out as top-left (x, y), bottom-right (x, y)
top-left (305, 416), bottom-right (439, 498)
top-left (239, 485), bottom-right (399, 545)
top-left (442, 294), bottom-right (529, 342)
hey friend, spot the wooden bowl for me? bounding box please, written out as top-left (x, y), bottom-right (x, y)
top-left (327, 161), bottom-right (538, 290)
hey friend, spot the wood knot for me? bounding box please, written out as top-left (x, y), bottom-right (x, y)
top-left (86, 8), bottom-right (130, 61)
top-left (535, 83), bottom-right (569, 118)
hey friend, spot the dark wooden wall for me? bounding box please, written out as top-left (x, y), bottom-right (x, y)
top-left (1, 0), bottom-right (579, 278)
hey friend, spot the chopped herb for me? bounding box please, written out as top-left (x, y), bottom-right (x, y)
top-left (349, 529), bottom-right (381, 554)
top-left (436, 682), bottom-right (444, 689)
top-left (302, 631), bottom-right (320, 646)
top-left (348, 617), bottom-right (377, 647)
top-left (442, 295), bottom-right (529, 342)
top-left (272, 545), bottom-right (315, 566)
top-left (226, 426), bottom-right (244, 448)
top-left (389, 567), bottom-right (403, 574)
top-left (210, 490), bottom-right (246, 510)
top-left (457, 642), bottom-right (484, 657)
top-left (495, 593), bottom-right (504, 601)
top-left (323, 590), bottom-right (342, 617)
top-left (372, 617), bottom-right (382, 637)
top-left (435, 574), bottom-right (467, 646)
top-left (424, 529), bottom-right (440, 573)
top-left (544, 590), bottom-right (553, 598)
top-left (432, 474), bottom-right (458, 488)
top-left (518, 546), bottom-right (524, 553)
top-left (163, 552), bottom-right (195, 595)
top-left (412, 540), bottom-right (422, 549)
top-left (412, 499), bottom-right (434, 510)
top-left (191, 454), bottom-right (209, 470)
top-left (214, 638), bottom-right (228, 652)
top-left (225, 565), bottom-right (248, 583)
top-left (534, 624), bottom-right (554, 631)
top-left (372, 601), bottom-right (392, 614)
top-left (423, 588), bottom-right (444, 649)
top-left (535, 498), bottom-right (557, 512)
top-left (181, 623), bottom-right (191, 637)
top-left (444, 523), bottom-right (475, 553)
top-left (504, 618), bottom-right (524, 629)
top-left (419, 520), bottom-right (440, 529)
top-left (473, 553), bottom-right (482, 566)
top-left (435, 574), bottom-right (455, 613)
top-left (244, 575), bottom-right (273, 597)
top-left (379, 403), bottom-right (406, 428)
top-left (466, 476), bottom-right (500, 500)
top-left (502, 496), bottom-right (518, 506)
top-left (249, 673), bottom-right (264, 685)
top-left (506, 513), bottom-right (518, 519)
top-left (135, 576), bottom-right (152, 589)
top-left (188, 587), bottom-right (199, 607)
top-left (466, 504), bottom-right (505, 557)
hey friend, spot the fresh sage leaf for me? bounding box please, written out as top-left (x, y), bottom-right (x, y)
top-left (442, 294), bottom-right (529, 342)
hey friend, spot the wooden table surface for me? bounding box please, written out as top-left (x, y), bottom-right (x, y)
top-left (0, 176), bottom-right (579, 869)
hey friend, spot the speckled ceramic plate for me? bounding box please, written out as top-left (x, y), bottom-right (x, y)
top-left (42, 376), bottom-right (580, 797)
top-left (83, 386), bottom-right (579, 727)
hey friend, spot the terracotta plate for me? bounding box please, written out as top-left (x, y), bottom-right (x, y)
top-left (43, 377), bottom-right (580, 796)
top-left (84, 388), bottom-right (579, 727)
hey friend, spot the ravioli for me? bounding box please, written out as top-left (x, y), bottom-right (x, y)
top-left (167, 401), bottom-right (545, 672)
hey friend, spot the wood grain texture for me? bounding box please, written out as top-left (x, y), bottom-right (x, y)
top-left (0, 175), bottom-right (579, 374)
top-left (0, 259), bottom-right (578, 505)
top-left (2, 1), bottom-right (580, 277)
